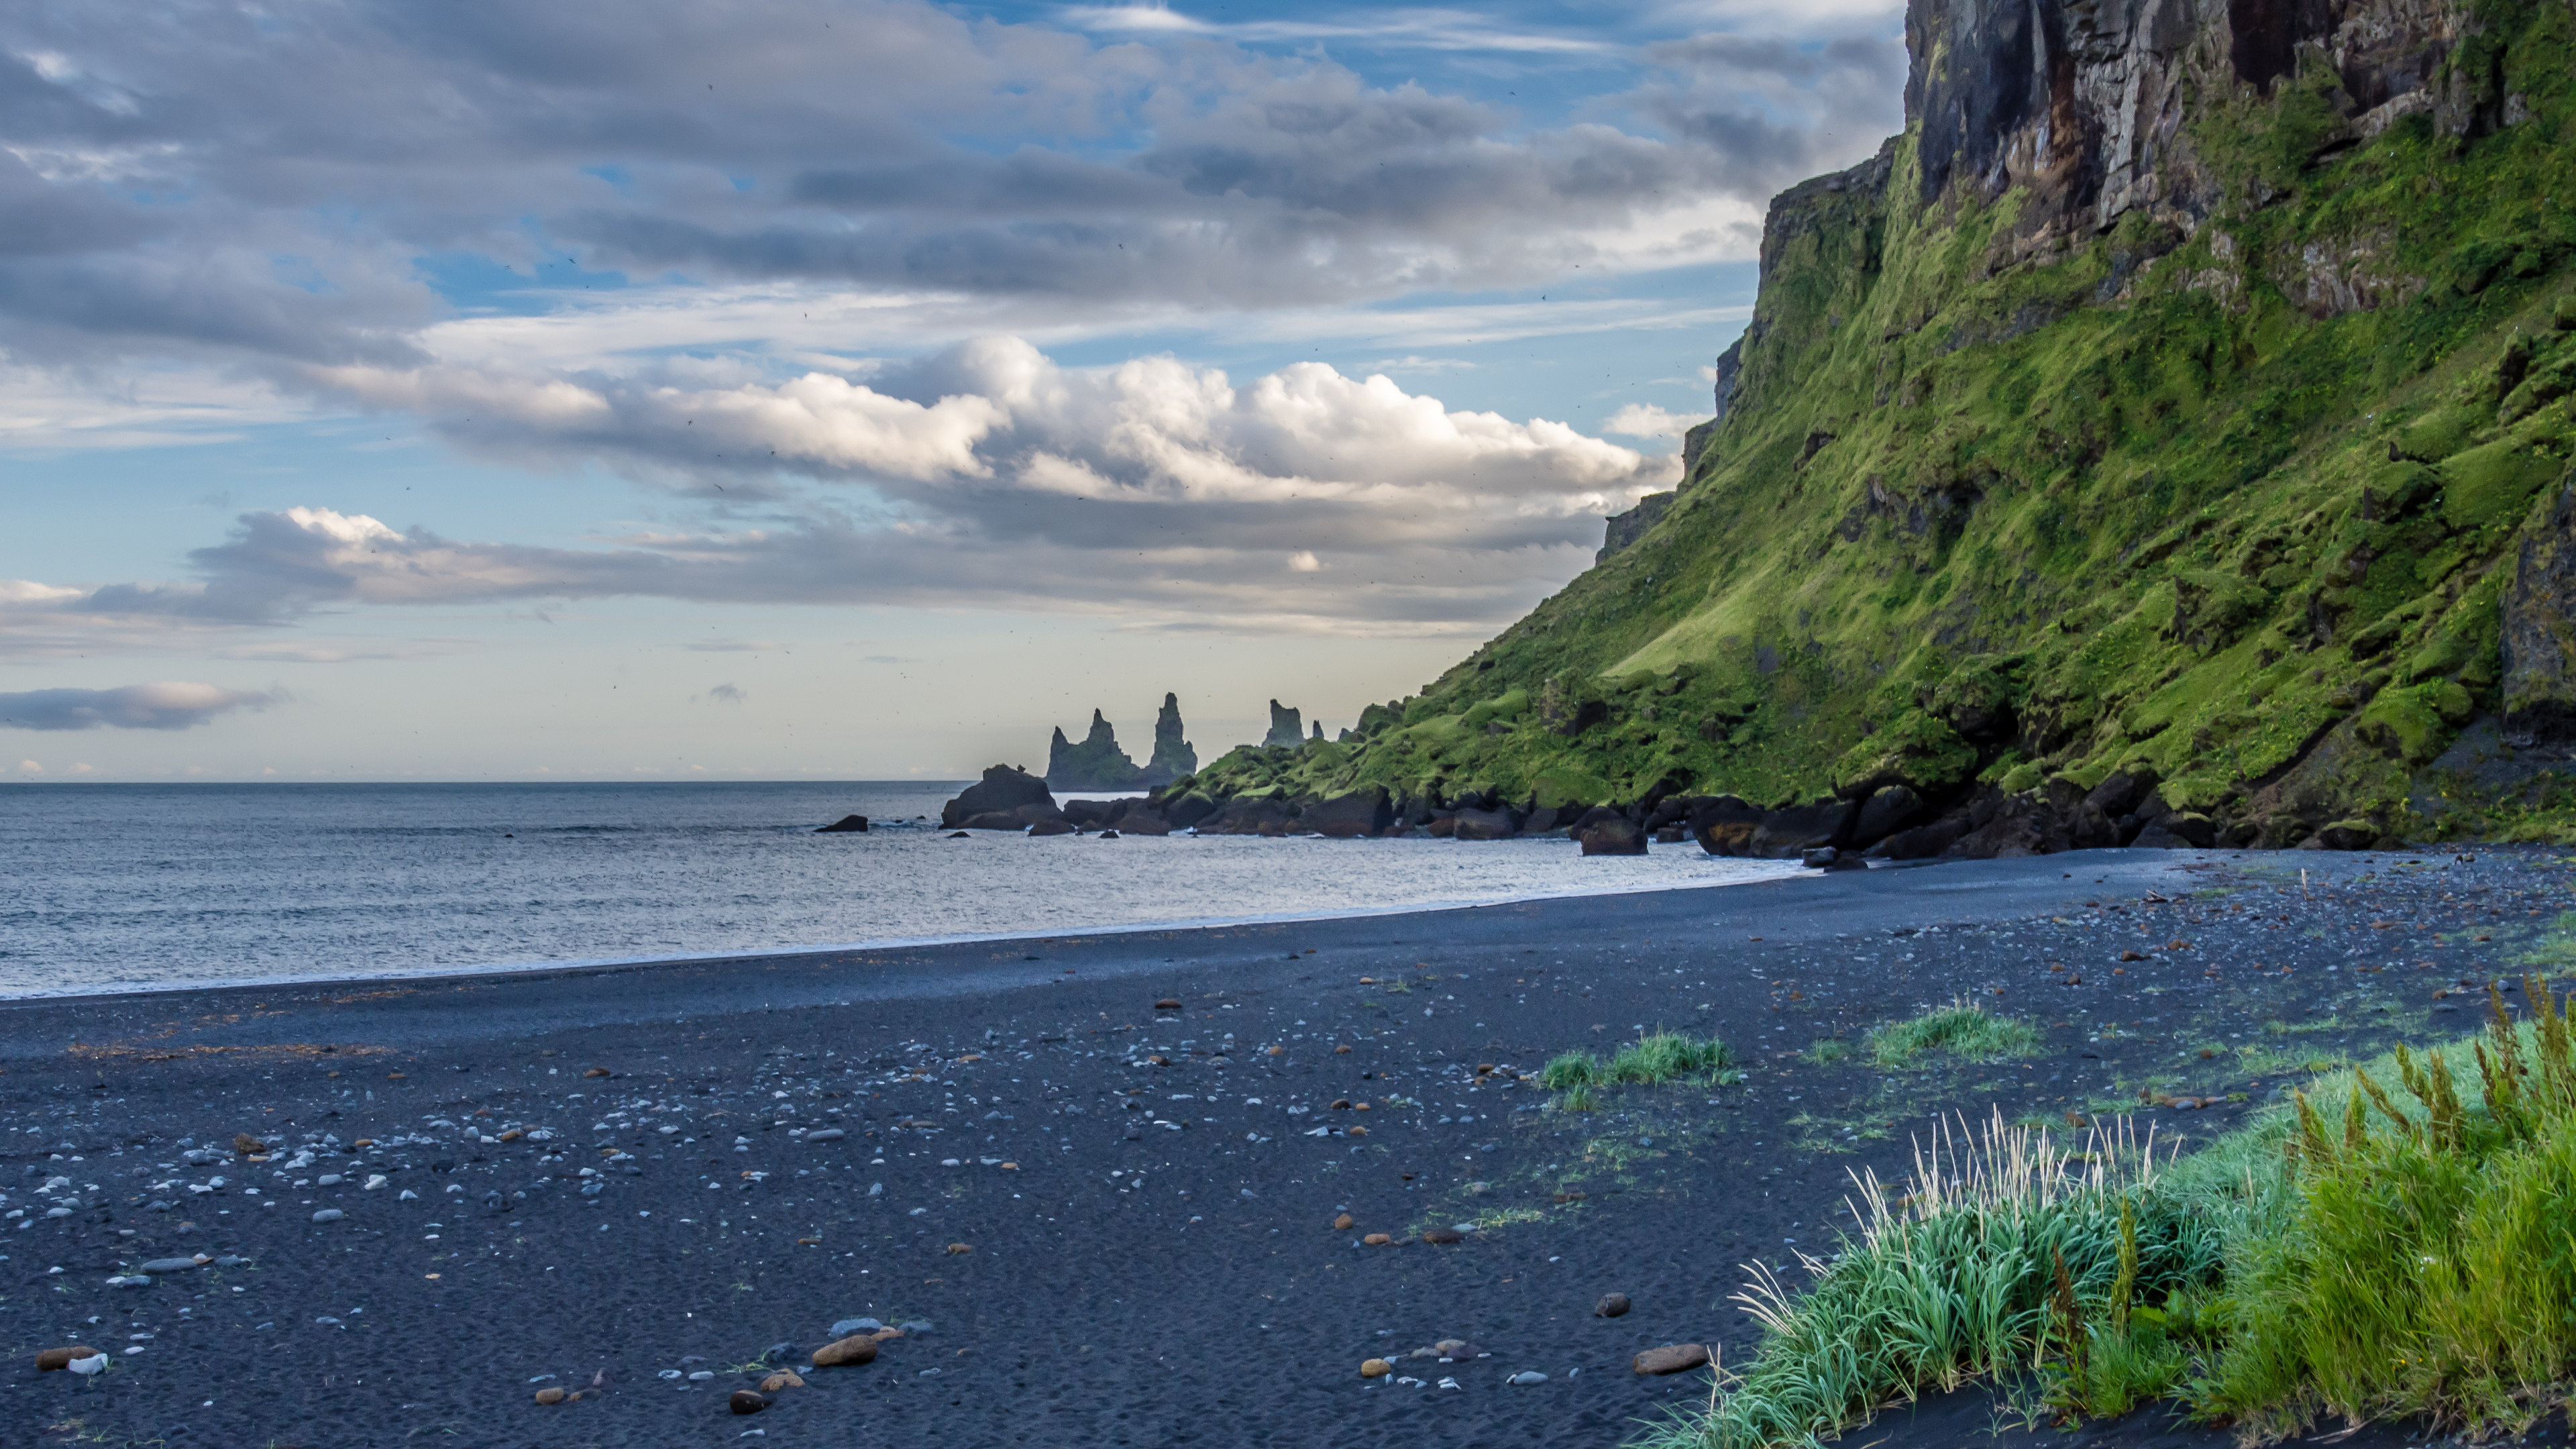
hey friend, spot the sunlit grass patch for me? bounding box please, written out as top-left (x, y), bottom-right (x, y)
top-left (1544, 1031), bottom-right (1739, 1093)
top-left (1866, 998), bottom-right (2043, 1067)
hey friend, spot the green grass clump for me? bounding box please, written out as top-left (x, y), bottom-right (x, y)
top-left (1637, 981), bottom-right (2576, 1449)
top-left (1866, 999), bottom-right (2043, 1066)
top-left (1544, 1032), bottom-right (1739, 1108)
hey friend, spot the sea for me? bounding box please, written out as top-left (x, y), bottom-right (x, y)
top-left (0, 782), bottom-right (1801, 998)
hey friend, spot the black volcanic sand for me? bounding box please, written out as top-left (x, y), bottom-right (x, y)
top-left (5, 846), bottom-right (2574, 1449)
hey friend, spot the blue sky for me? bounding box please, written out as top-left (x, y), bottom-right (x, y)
top-left (0, 0), bottom-right (1904, 779)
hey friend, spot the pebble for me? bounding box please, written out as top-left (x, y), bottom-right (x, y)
top-left (316, 1174), bottom-right (342, 1187)
top-left (534, 1387), bottom-right (568, 1405)
top-left (828, 1318), bottom-right (883, 1336)
top-left (729, 1389), bottom-right (767, 1415)
top-left (1507, 1371), bottom-right (1549, 1385)
top-left (1155, 999), bottom-right (1182, 1010)
top-left (1631, 1343), bottom-right (1711, 1376)
top-left (810, 1334), bottom-right (879, 1367)
top-left (689, 1370), bottom-right (716, 1381)
top-left (37, 1346), bottom-right (101, 1372)
top-left (1421, 1227), bottom-right (1464, 1245)
top-left (945, 1242), bottom-right (973, 1254)
top-left (138, 1257), bottom-right (202, 1274)
top-left (68, 1354), bottom-right (107, 1377)
top-left (105, 1275), bottom-right (150, 1288)
top-left (805, 1128), bottom-right (845, 1142)
top-left (1595, 1293), bottom-right (1632, 1318)
top-left (312, 1208), bottom-right (345, 1223)
top-left (1360, 1358), bottom-right (1392, 1378)
top-left (233, 1134), bottom-right (268, 1155)
top-left (1362, 1232), bottom-right (1392, 1246)
top-left (1332, 1213), bottom-right (1354, 1231)
top-left (759, 1371), bottom-right (804, 1391)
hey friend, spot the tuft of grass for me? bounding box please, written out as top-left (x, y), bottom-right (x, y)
top-left (1866, 998), bottom-right (2043, 1067)
top-left (1804, 1038), bottom-right (1850, 1065)
top-left (1545, 1031), bottom-right (1739, 1097)
top-left (1556, 1081), bottom-right (1600, 1113)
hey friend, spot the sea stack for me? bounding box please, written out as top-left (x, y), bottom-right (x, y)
top-left (1140, 693), bottom-right (1196, 786)
top-left (1262, 700), bottom-right (1305, 749)
top-left (1046, 710), bottom-right (1144, 792)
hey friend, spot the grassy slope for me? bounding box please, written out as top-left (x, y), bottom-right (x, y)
top-left (1189, 1), bottom-right (2576, 838)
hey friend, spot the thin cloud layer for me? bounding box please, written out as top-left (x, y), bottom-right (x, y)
top-left (0, 682), bottom-right (278, 731)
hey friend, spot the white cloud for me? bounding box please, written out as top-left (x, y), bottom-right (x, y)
top-left (0, 682), bottom-right (280, 731)
top-left (1603, 402), bottom-right (1699, 437)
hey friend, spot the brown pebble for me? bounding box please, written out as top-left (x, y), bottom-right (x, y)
top-left (534, 1386), bottom-right (568, 1405)
top-left (37, 1346), bottom-right (101, 1372)
top-left (1422, 1227), bottom-right (1463, 1245)
top-left (1360, 1358), bottom-right (1393, 1378)
top-left (1267, 1045), bottom-right (1285, 1056)
top-left (1632, 1343), bottom-right (1711, 1376)
top-left (1595, 1293), bottom-right (1632, 1318)
top-left (584, 1067), bottom-right (610, 1078)
top-left (1146, 1054), bottom-right (1168, 1065)
top-left (386, 1071), bottom-right (405, 1080)
top-left (1332, 1213), bottom-right (1354, 1231)
top-left (760, 1371), bottom-right (804, 1391)
top-left (1335, 1044), bottom-right (1352, 1053)
top-left (1332, 1099), bottom-right (1352, 1110)
top-left (1348, 1126), bottom-right (1367, 1136)
top-left (496, 1128), bottom-right (524, 1142)
top-left (946, 1242), bottom-right (974, 1254)
top-left (232, 1133), bottom-right (267, 1155)
top-left (1155, 998), bottom-right (1182, 1010)
top-left (1363, 1233), bottom-right (1392, 1246)
top-left (811, 1334), bottom-right (880, 1367)
top-left (730, 1389), bottom-right (767, 1415)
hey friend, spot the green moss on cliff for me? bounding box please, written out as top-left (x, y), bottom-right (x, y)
top-left (1206, 0), bottom-right (2576, 837)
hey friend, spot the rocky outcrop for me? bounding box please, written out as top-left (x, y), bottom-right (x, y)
top-left (1599, 490), bottom-right (1677, 563)
top-left (1302, 788), bottom-right (1394, 839)
top-left (941, 765), bottom-right (1064, 830)
top-left (2503, 473), bottom-right (2576, 740)
top-left (815, 814), bottom-right (869, 833)
top-left (1578, 814), bottom-right (1648, 855)
top-left (1261, 700), bottom-right (1305, 749)
top-left (1142, 693), bottom-right (1197, 785)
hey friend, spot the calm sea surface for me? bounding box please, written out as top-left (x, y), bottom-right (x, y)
top-left (0, 782), bottom-right (1799, 997)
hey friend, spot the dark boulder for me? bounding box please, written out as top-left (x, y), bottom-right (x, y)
top-left (1110, 807), bottom-right (1174, 837)
top-left (1303, 788), bottom-right (1393, 839)
top-left (1451, 805), bottom-right (1521, 841)
top-left (1579, 817), bottom-right (1648, 855)
top-left (1163, 792), bottom-right (1220, 830)
top-left (1201, 795), bottom-right (1298, 835)
top-left (2084, 768), bottom-right (2158, 818)
top-left (1520, 805), bottom-right (1566, 835)
top-left (1028, 818), bottom-right (1079, 837)
top-left (815, 814), bottom-right (869, 833)
top-left (1060, 799), bottom-right (1115, 828)
top-left (1801, 846), bottom-right (1863, 869)
top-left (1686, 796), bottom-right (1766, 855)
top-left (1849, 786), bottom-right (1923, 847)
top-left (1751, 798), bottom-right (1858, 857)
top-left (1868, 814), bottom-right (1973, 860)
top-left (941, 765), bottom-right (1059, 829)
top-left (1099, 829), bottom-right (1121, 839)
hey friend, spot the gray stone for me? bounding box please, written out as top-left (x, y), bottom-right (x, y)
top-left (804, 1128), bottom-right (846, 1142)
top-left (897, 1320), bottom-right (932, 1334)
top-left (316, 1174), bottom-right (342, 1186)
top-left (137, 1257), bottom-right (201, 1274)
top-left (828, 1317), bottom-right (883, 1337)
top-left (1507, 1371), bottom-right (1549, 1385)
top-left (311, 1208), bottom-right (345, 1223)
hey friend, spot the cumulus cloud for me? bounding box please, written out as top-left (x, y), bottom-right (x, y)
top-left (0, 682), bottom-right (279, 731)
top-left (10, 338), bottom-right (1675, 641)
top-left (1603, 403), bottom-right (1698, 438)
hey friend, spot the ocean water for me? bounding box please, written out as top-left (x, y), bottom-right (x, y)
top-left (0, 782), bottom-right (1800, 997)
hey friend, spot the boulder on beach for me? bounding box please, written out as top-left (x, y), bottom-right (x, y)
top-left (1303, 788), bottom-right (1392, 838)
top-left (1450, 804), bottom-right (1519, 841)
top-left (1028, 818), bottom-right (1079, 837)
top-left (941, 765), bottom-right (1062, 829)
top-left (1578, 816), bottom-right (1648, 855)
top-left (1110, 806), bottom-right (1175, 836)
top-left (815, 814), bottom-right (869, 833)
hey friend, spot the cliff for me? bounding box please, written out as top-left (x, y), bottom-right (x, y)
top-left (1173, 0), bottom-right (2576, 848)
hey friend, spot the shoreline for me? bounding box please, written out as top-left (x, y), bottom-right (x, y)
top-left (0, 843), bottom-right (1805, 1006)
top-left (4, 845), bottom-right (2543, 1449)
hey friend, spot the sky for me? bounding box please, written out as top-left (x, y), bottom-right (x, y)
top-left (0, 0), bottom-right (1906, 781)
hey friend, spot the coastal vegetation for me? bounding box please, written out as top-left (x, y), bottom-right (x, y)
top-left (1542, 1031), bottom-right (1741, 1110)
top-left (1862, 1000), bottom-right (2042, 1067)
top-left (1136, 0), bottom-right (2576, 851)
top-left (1637, 980), bottom-right (2576, 1447)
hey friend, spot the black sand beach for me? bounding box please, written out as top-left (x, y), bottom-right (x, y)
top-left (7, 847), bottom-right (2572, 1449)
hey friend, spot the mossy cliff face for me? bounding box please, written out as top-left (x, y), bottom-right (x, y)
top-left (1184, 0), bottom-right (2576, 847)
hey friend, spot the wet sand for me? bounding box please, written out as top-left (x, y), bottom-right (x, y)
top-left (5, 846), bottom-right (2565, 1448)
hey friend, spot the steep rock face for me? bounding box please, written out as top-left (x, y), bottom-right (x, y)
top-left (1046, 710), bottom-right (1144, 792)
top-left (941, 765), bottom-right (1061, 829)
top-left (1168, 0), bottom-right (2576, 847)
top-left (2503, 472), bottom-right (2576, 737)
top-left (1142, 692), bottom-right (1197, 784)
